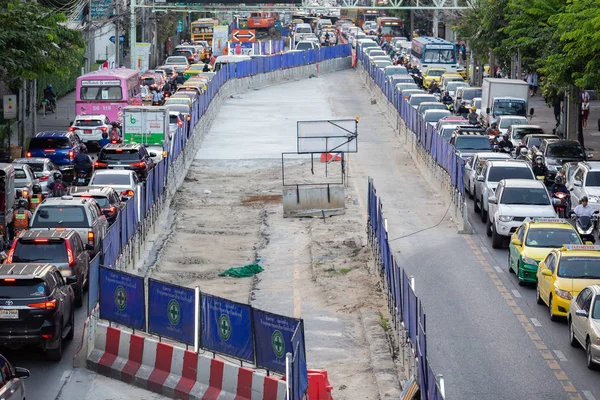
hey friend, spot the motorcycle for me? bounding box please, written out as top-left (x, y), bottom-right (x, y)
top-left (551, 191), bottom-right (571, 218)
top-left (42, 98), bottom-right (56, 114)
top-left (572, 212), bottom-right (598, 243)
top-left (73, 169), bottom-right (91, 186)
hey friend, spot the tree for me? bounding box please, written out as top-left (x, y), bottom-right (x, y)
top-left (0, 0), bottom-right (85, 88)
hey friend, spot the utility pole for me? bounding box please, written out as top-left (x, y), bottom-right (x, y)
top-left (115, 0), bottom-right (121, 66)
top-left (130, 0), bottom-right (137, 69)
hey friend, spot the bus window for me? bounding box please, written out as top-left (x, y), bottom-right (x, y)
top-left (424, 49), bottom-right (456, 63)
top-left (80, 86), bottom-right (123, 100)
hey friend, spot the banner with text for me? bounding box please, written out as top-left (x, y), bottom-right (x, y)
top-left (253, 308), bottom-right (300, 373)
top-left (201, 293), bottom-right (254, 362)
top-left (148, 280), bottom-right (195, 344)
top-left (99, 267), bottom-right (145, 330)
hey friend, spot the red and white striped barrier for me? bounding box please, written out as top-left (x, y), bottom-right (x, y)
top-left (87, 323), bottom-right (286, 400)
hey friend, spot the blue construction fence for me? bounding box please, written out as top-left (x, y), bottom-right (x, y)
top-left (368, 177), bottom-right (445, 400)
top-left (358, 48), bottom-right (466, 196)
top-left (97, 267), bottom-right (307, 392)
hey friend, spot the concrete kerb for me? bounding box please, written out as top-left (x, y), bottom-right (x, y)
top-left (357, 62), bottom-right (468, 233)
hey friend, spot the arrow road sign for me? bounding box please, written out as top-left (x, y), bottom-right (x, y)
top-left (232, 29), bottom-right (256, 43)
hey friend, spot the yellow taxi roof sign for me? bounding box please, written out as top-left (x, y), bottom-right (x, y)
top-left (563, 244), bottom-right (600, 251)
top-left (530, 218), bottom-right (569, 224)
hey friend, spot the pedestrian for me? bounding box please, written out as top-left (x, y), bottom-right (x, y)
top-left (525, 73), bottom-right (533, 96)
top-left (582, 97), bottom-right (590, 129)
top-left (553, 98), bottom-right (561, 125)
top-left (532, 72), bottom-right (539, 96)
top-left (582, 90), bottom-right (590, 103)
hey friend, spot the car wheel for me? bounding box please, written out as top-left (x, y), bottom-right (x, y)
top-left (65, 306), bottom-right (75, 341)
top-left (587, 339), bottom-right (599, 370)
top-left (491, 223), bottom-right (503, 249)
top-left (536, 283), bottom-right (544, 304)
top-left (474, 194), bottom-right (480, 213)
top-left (46, 326), bottom-right (63, 361)
top-left (468, 184), bottom-right (473, 200)
top-left (508, 252), bottom-right (514, 274)
top-left (486, 217), bottom-right (492, 237)
top-left (74, 281), bottom-right (83, 308)
top-left (549, 296), bottom-right (558, 321)
top-left (481, 207), bottom-right (488, 223)
top-left (569, 319), bottom-right (579, 347)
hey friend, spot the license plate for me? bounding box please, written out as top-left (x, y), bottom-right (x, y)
top-left (112, 166), bottom-right (125, 169)
top-left (77, 178), bottom-right (86, 183)
top-left (0, 310), bottom-right (18, 319)
top-left (84, 129), bottom-right (92, 134)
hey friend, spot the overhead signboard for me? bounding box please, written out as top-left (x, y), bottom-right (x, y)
top-left (165, 0), bottom-right (301, 3)
top-left (232, 29), bottom-right (256, 43)
top-left (90, 0), bottom-right (112, 21)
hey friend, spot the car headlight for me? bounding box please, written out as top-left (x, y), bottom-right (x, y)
top-left (498, 215), bottom-right (513, 222)
top-left (547, 164), bottom-right (558, 172)
top-left (522, 256), bottom-right (539, 266)
top-left (589, 195), bottom-right (599, 203)
top-left (555, 288), bottom-right (572, 300)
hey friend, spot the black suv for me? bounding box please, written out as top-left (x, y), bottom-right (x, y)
top-left (450, 126), bottom-right (492, 160)
top-left (0, 264), bottom-right (75, 361)
top-left (7, 230), bottom-right (91, 307)
top-left (69, 186), bottom-right (124, 224)
top-left (95, 143), bottom-right (155, 180)
top-left (533, 139), bottom-right (587, 183)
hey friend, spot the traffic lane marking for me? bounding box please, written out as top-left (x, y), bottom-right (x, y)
top-left (464, 235), bottom-right (583, 397)
top-left (583, 391), bottom-right (597, 400)
top-left (531, 318), bottom-right (542, 327)
top-left (554, 350), bottom-right (568, 362)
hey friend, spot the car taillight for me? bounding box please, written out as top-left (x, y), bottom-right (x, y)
top-left (129, 161), bottom-right (145, 167)
top-left (39, 175), bottom-right (49, 181)
top-left (34, 239), bottom-right (48, 243)
top-left (3, 278), bottom-right (15, 282)
top-left (26, 152), bottom-right (31, 158)
top-left (122, 190), bottom-right (134, 197)
top-left (69, 127), bottom-right (76, 132)
top-left (87, 231), bottom-right (94, 245)
top-left (94, 161), bottom-right (108, 167)
top-left (6, 241), bottom-right (16, 263)
top-left (111, 140), bottom-right (118, 144)
top-left (109, 207), bottom-right (116, 212)
top-left (68, 151), bottom-right (74, 160)
top-left (28, 300), bottom-right (56, 309)
top-left (65, 240), bottom-right (75, 267)
top-left (22, 189), bottom-right (28, 197)
top-left (187, 115), bottom-right (191, 121)
top-left (178, 120), bottom-right (183, 127)
top-left (100, 127), bottom-right (107, 133)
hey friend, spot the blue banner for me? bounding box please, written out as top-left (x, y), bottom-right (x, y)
top-left (200, 294), bottom-right (254, 362)
top-left (252, 308), bottom-right (300, 373)
top-left (87, 254), bottom-right (101, 315)
top-left (291, 321), bottom-right (308, 399)
top-left (99, 267), bottom-right (145, 331)
top-left (148, 280), bottom-right (196, 345)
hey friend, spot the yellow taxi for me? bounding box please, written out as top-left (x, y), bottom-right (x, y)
top-left (509, 219), bottom-right (584, 285)
top-left (536, 244), bottom-right (600, 321)
top-left (183, 63), bottom-right (213, 80)
top-left (440, 72), bottom-right (464, 91)
top-left (422, 68), bottom-right (446, 89)
top-left (457, 66), bottom-right (468, 80)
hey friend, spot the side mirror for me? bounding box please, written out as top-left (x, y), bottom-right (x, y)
top-left (149, 152), bottom-right (157, 157)
top-left (488, 196), bottom-right (497, 205)
top-left (66, 276), bottom-right (77, 285)
top-left (85, 244), bottom-right (94, 251)
top-left (14, 367), bottom-right (30, 379)
top-left (574, 180), bottom-right (583, 187)
top-left (511, 238), bottom-right (522, 247)
top-left (486, 107), bottom-right (491, 114)
top-left (576, 309), bottom-right (589, 318)
top-left (541, 269), bottom-right (553, 277)
top-left (477, 175), bottom-right (485, 182)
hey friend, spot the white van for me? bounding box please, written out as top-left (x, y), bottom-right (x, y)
top-left (316, 19), bottom-right (333, 35)
top-left (294, 23), bottom-right (313, 44)
top-left (213, 55), bottom-right (252, 72)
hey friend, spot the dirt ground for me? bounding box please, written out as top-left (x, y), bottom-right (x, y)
top-left (150, 157), bottom-right (387, 399)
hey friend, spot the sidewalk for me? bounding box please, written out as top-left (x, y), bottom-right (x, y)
top-left (56, 368), bottom-right (168, 400)
top-left (528, 94), bottom-right (600, 155)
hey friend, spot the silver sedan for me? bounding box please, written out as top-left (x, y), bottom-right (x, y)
top-left (569, 284), bottom-right (600, 370)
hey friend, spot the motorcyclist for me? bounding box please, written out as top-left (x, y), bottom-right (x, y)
top-left (485, 120), bottom-right (499, 137)
top-left (550, 175), bottom-right (569, 196)
top-left (441, 91), bottom-right (452, 104)
top-left (74, 144), bottom-right (93, 179)
top-left (47, 172), bottom-right (67, 197)
top-left (574, 196), bottom-right (596, 218)
top-left (43, 84), bottom-right (56, 108)
top-left (151, 87), bottom-right (163, 105)
top-left (28, 184), bottom-right (43, 212)
top-left (162, 81), bottom-right (172, 96)
top-left (497, 133), bottom-right (514, 152)
top-left (516, 147), bottom-right (529, 161)
top-left (429, 81), bottom-right (441, 95)
top-left (467, 106), bottom-right (479, 125)
top-left (12, 198), bottom-right (32, 237)
top-left (531, 155), bottom-right (548, 178)
top-left (109, 121), bottom-right (121, 143)
top-left (202, 63), bottom-right (210, 72)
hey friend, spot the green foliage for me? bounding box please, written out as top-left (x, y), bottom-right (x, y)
top-left (0, 0), bottom-right (85, 88)
top-left (156, 13), bottom-right (180, 46)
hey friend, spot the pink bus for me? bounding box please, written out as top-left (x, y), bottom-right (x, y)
top-left (76, 68), bottom-right (142, 123)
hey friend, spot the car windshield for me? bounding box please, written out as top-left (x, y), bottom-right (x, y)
top-left (586, 172), bottom-right (600, 187)
top-left (99, 150), bottom-right (141, 162)
top-left (140, 77), bottom-right (156, 86)
top-left (32, 205), bottom-right (89, 228)
top-left (29, 137), bottom-right (70, 149)
top-left (593, 298), bottom-right (600, 319)
top-left (12, 241), bottom-right (67, 263)
top-left (423, 49), bottom-right (456, 63)
top-left (91, 174), bottom-right (131, 185)
top-left (441, 127), bottom-right (455, 140)
top-left (426, 69), bottom-right (445, 77)
top-left (14, 170), bottom-right (27, 180)
top-left (424, 111), bottom-right (451, 123)
top-left (447, 82), bottom-right (467, 92)
top-left (512, 127), bottom-right (544, 140)
top-left (454, 136), bottom-right (492, 150)
top-left (368, 50), bottom-right (385, 57)
top-left (547, 143), bottom-right (585, 158)
top-left (75, 120), bottom-right (103, 127)
top-left (0, 279), bottom-right (48, 298)
top-left (528, 136), bottom-right (552, 148)
top-left (500, 187), bottom-right (550, 205)
top-left (385, 67), bottom-right (407, 76)
top-left (473, 99), bottom-right (482, 109)
top-left (375, 61), bottom-right (392, 68)
top-left (558, 257), bottom-right (600, 278)
top-left (494, 101), bottom-right (527, 118)
top-left (380, 25), bottom-right (404, 35)
top-left (27, 163), bottom-right (44, 173)
top-left (296, 42), bottom-right (313, 50)
top-left (525, 228), bottom-right (582, 248)
top-left (410, 96), bottom-right (436, 106)
top-left (166, 57), bottom-right (187, 64)
top-left (421, 104), bottom-right (446, 113)
top-left (462, 90), bottom-right (482, 101)
top-left (488, 166), bottom-right (533, 182)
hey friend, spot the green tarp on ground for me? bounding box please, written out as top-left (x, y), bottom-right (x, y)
top-left (218, 264), bottom-right (264, 278)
